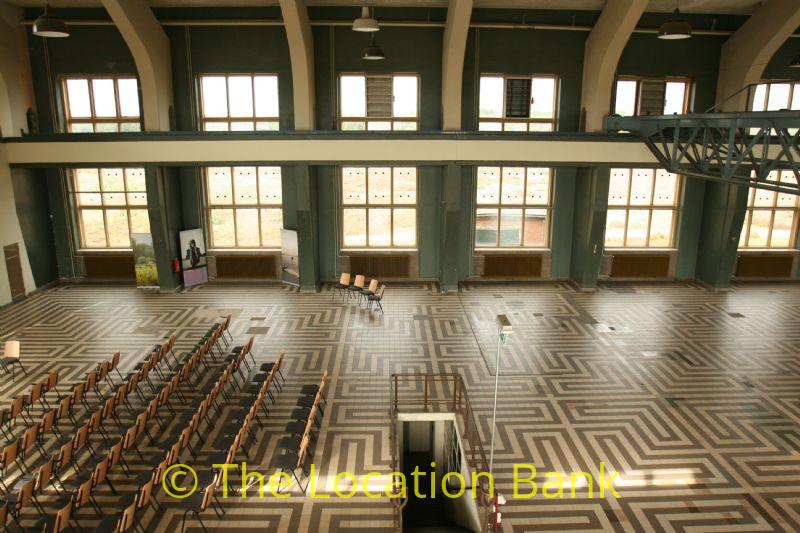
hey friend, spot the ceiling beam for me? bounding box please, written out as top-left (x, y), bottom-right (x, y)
top-left (442, 0), bottom-right (473, 131)
top-left (580, 0), bottom-right (647, 132)
top-left (716, 0), bottom-right (800, 111)
top-left (279, 0), bottom-right (315, 131)
top-left (101, 0), bottom-right (173, 131)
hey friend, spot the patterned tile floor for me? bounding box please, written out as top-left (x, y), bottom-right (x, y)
top-left (1, 281), bottom-right (799, 532)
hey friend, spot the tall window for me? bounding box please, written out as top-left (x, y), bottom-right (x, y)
top-left (199, 74), bottom-right (279, 131)
top-left (205, 167), bottom-right (283, 249)
top-left (70, 168), bottom-right (149, 249)
top-left (739, 171), bottom-right (799, 249)
top-left (475, 167), bottom-right (552, 248)
top-left (613, 77), bottom-right (690, 116)
top-left (338, 74), bottom-right (418, 131)
top-left (341, 167), bottom-right (417, 248)
top-left (62, 77), bottom-right (141, 132)
top-left (478, 75), bottom-right (558, 132)
top-left (605, 169), bottom-right (681, 248)
top-left (750, 81), bottom-right (800, 111)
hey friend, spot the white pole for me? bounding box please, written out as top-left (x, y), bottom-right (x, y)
top-left (489, 332), bottom-right (501, 475)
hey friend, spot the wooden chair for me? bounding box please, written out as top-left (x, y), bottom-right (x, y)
top-left (360, 278), bottom-right (379, 305)
top-left (21, 423), bottom-right (47, 463)
top-left (57, 394), bottom-right (76, 425)
top-left (73, 475), bottom-right (101, 516)
top-left (43, 370), bottom-right (60, 405)
top-left (367, 284), bottom-right (386, 312)
top-left (181, 478), bottom-right (224, 533)
top-left (347, 274), bottom-right (366, 300)
top-left (332, 272), bottom-right (351, 300)
top-left (108, 438), bottom-right (131, 477)
top-left (40, 407), bottom-right (62, 439)
top-left (0, 438), bottom-right (21, 491)
top-left (33, 497), bottom-right (74, 533)
top-left (0, 340), bottom-right (26, 380)
top-left (109, 351), bottom-right (124, 381)
top-left (86, 369), bottom-right (103, 402)
top-left (23, 381), bottom-right (45, 419)
top-left (55, 438), bottom-right (77, 476)
top-left (93, 493), bottom-right (139, 532)
top-left (273, 434), bottom-right (311, 494)
top-left (7, 476), bottom-right (43, 523)
top-left (10, 394), bottom-right (29, 425)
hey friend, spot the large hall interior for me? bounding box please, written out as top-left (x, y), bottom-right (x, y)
top-left (0, 0), bottom-right (799, 531)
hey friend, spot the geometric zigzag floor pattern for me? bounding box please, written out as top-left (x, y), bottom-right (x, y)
top-left (1, 280), bottom-right (799, 532)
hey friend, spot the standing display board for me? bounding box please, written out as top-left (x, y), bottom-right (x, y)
top-left (281, 229), bottom-right (300, 286)
top-left (180, 228), bottom-right (209, 288)
top-left (131, 233), bottom-right (159, 288)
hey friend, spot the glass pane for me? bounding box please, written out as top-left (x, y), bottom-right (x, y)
top-left (120, 122), bottom-right (140, 132)
top-left (747, 210), bottom-right (771, 247)
top-left (69, 123), bottom-right (94, 133)
top-left (368, 208), bottom-right (391, 246)
top-left (752, 181), bottom-right (775, 207)
top-left (771, 210), bottom-right (795, 247)
top-left (228, 76), bottom-right (254, 117)
top-left (66, 79), bottom-right (91, 118)
top-left (230, 121), bottom-right (254, 131)
top-left (340, 75), bottom-right (366, 117)
top-left (777, 172), bottom-right (798, 207)
top-left (95, 123), bottom-right (119, 133)
top-left (129, 209), bottom-right (150, 234)
top-left (767, 83), bottom-right (791, 111)
top-left (75, 168), bottom-right (100, 192)
top-left (608, 169), bottom-right (630, 205)
top-left (342, 167), bottom-right (366, 204)
top-left (117, 78), bottom-right (139, 117)
top-left (235, 208), bottom-right (260, 247)
top-left (614, 80), bottom-right (637, 116)
top-left (751, 84), bottom-right (767, 111)
top-left (525, 168), bottom-right (550, 205)
top-left (258, 167), bottom-right (282, 205)
top-left (106, 209), bottom-right (131, 247)
top-left (479, 122), bottom-right (502, 131)
top-left (77, 192), bottom-right (101, 207)
top-left (393, 208), bottom-right (416, 246)
top-left (201, 76), bottom-right (228, 118)
top-left (792, 84), bottom-right (800, 110)
top-left (393, 121), bottom-right (417, 131)
top-left (341, 121), bottom-right (366, 131)
top-left (254, 75), bottom-right (279, 117)
top-left (368, 167), bottom-right (391, 204)
top-left (475, 208), bottom-right (498, 247)
top-left (530, 77), bottom-right (555, 118)
top-left (393, 168), bottom-right (416, 204)
top-left (260, 208), bottom-right (283, 248)
top-left (256, 121), bottom-right (279, 131)
top-left (204, 122), bottom-right (229, 132)
top-left (92, 79), bottom-right (117, 118)
top-left (367, 121), bottom-right (392, 131)
top-left (529, 123), bottom-right (553, 132)
top-left (101, 169), bottom-right (126, 206)
top-left (210, 208), bottom-right (235, 247)
top-left (664, 82), bottom-right (686, 114)
top-left (80, 210), bottom-right (106, 247)
top-left (478, 76), bottom-right (504, 119)
top-left (233, 167), bottom-right (258, 205)
top-left (125, 168), bottom-right (147, 191)
top-left (476, 167), bottom-right (500, 205)
top-left (523, 209), bottom-right (547, 247)
top-left (739, 212), bottom-right (749, 247)
top-left (503, 122), bottom-right (527, 132)
top-left (605, 210), bottom-right (626, 247)
top-left (653, 170), bottom-right (678, 206)
top-left (629, 169), bottom-right (654, 206)
top-left (649, 209), bottom-right (674, 247)
top-left (393, 76), bottom-right (417, 118)
top-left (501, 167), bottom-right (525, 205)
top-left (499, 208), bottom-right (523, 245)
top-left (626, 210), bottom-right (649, 247)
top-left (343, 208), bottom-right (367, 247)
top-left (207, 167), bottom-right (233, 205)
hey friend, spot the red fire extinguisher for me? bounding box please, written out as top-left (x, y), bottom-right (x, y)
top-left (173, 258), bottom-right (180, 273)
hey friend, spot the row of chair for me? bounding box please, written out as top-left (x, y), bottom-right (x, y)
top-left (332, 273), bottom-right (386, 312)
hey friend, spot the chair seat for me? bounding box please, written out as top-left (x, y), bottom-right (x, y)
top-left (284, 421), bottom-right (306, 435)
top-left (0, 357), bottom-right (20, 365)
top-left (299, 384), bottom-right (319, 395)
top-left (368, 294), bottom-right (381, 301)
top-left (258, 363), bottom-right (274, 372)
top-left (278, 435), bottom-right (303, 452)
top-left (347, 286), bottom-right (362, 292)
top-left (296, 397), bottom-right (315, 409)
top-left (335, 283), bottom-right (350, 290)
top-left (273, 453), bottom-right (299, 471)
top-left (360, 289), bottom-right (374, 296)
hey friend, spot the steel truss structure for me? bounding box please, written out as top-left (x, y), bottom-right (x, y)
top-left (605, 111), bottom-right (800, 195)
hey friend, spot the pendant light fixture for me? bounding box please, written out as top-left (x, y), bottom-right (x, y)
top-left (362, 34), bottom-right (385, 61)
top-left (353, 5), bottom-right (379, 32)
top-left (33, 4), bottom-right (70, 38)
top-left (658, 1), bottom-right (691, 40)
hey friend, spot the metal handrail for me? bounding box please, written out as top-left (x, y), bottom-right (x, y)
top-left (389, 373), bottom-right (498, 532)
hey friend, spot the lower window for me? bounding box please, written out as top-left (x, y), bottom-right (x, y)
top-left (739, 171), bottom-right (799, 249)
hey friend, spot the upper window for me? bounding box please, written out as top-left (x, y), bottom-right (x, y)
top-left (475, 167), bottom-right (552, 248)
top-left (613, 77), bottom-right (690, 117)
top-left (739, 171), bottom-right (799, 249)
top-left (338, 74), bottom-right (419, 131)
top-left (605, 168), bottom-right (681, 248)
top-left (70, 168), bottom-right (149, 249)
top-left (199, 74), bottom-right (280, 131)
top-left (62, 77), bottom-right (141, 133)
top-left (340, 166), bottom-right (417, 248)
top-left (205, 166), bottom-right (283, 249)
top-left (750, 81), bottom-right (800, 111)
top-left (478, 75), bottom-right (558, 132)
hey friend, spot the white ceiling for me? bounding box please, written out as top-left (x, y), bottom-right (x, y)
top-left (3, 0), bottom-right (766, 14)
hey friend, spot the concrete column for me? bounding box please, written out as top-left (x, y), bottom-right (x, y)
top-left (101, 0), bottom-right (173, 131)
top-left (145, 167), bottom-right (182, 291)
top-left (283, 165), bottom-right (319, 291)
top-left (441, 0), bottom-right (473, 131)
top-left (716, 0), bottom-right (800, 111)
top-left (694, 182), bottom-right (748, 289)
top-left (279, 0), bottom-right (315, 131)
top-left (580, 0), bottom-right (648, 132)
top-left (440, 163), bottom-right (463, 292)
top-left (569, 167), bottom-right (609, 290)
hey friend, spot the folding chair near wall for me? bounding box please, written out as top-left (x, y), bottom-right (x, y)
top-left (367, 285), bottom-right (386, 312)
top-left (332, 272), bottom-right (351, 300)
top-left (0, 340), bottom-right (27, 380)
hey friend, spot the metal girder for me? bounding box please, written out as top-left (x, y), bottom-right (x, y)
top-left (605, 111), bottom-right (800, 194)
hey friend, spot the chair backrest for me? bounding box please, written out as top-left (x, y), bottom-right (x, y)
top-left (40, 408), bottom-right (58, 433)
top-left (118, 498), bottom-right (138, 531)
top-left (74, 423), bottom-right (90, 449)
top-left (29, 381), bottom-right (43, 403)
top-left (89, 409), bottom-right (103, 433)
top-left (71, 382), bottom-right (86, 405)
top-left (85, 369), bottom-right (97, 389)
top-left (91, 456), bottom-right (110, 487)
top-left (57, 395), bottom-right (71, 420)
top-left (353, 274), bottom-right (365, 289)
top-left (0, 500), bottom-right (7, 529)
top-left (45, 371), bottom-right (59, 392)
top-left (57, 439), bottom-right (73, 469)
top-left (108, 439), bottom-right (124, 469)
top-left (102, 397), bottom-right (116, 420)
top-left (97, 361), bottom-right (109, 381)
top-left (137, 475), bottom-right (155, 509)
top-left (378, 284), bottom-right (386, 298)
top-left (3, 340), bottom-right (20, 361)
top-left (21, 424), bottom-right (38, 452)
top-left (199, 482), bottom-right (216, 511)
top-left (52, 498), bottom-right (73, 533)
top-left (124, 425), bottom-right (138, 451)
top-left (10, 395), bottom-right (23, 418)
top-left (74, 477), bottom-right (93, 509)
top-left (110, 351), bottom-right (121, 371)
top-left (114, 382), bottom-right (128, 404)
top-left (37, 455), bottom-right (55, 492)
top-left (339, 272), bottom-right (350, 285)
top-left (14, 476), bottom-right (35, 510)
top-left (0, 438), bottom-right (18, 467)
top-left (368, 278), bottom-right (378, 292)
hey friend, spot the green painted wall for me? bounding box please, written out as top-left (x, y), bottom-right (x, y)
top-left (11, 169), bottom-right (57, 286)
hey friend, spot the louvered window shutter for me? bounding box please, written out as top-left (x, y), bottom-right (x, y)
top-left (505, 78), bottom-right (532, 118)
top-left (637, 81), bottom-right (667, 116)
top-left (366, 76), bottom-right (393, 118)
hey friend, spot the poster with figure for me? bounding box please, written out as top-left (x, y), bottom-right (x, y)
top-left (131, 233), bottom-right (159, 288)
top-left (281, 229), bottom-right (299, 286)
top-left (180, 228), bottom-right (209, 287)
